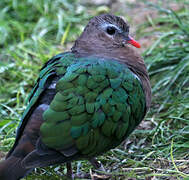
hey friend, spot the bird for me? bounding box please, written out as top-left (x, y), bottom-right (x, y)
top-left (0, 14), bottom-right (151, 180)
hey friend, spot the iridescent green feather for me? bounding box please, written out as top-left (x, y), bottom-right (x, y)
top-left (40, 54), bottom-right (146, 157)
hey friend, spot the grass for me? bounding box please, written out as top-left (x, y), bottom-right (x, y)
top-left (0, 0), bottom-right (189, 179)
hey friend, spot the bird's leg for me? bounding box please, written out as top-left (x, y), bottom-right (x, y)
top-left (66, 162), bottom-right (73, 178)
top-left (89, 158), bottom-right (105, 172)
top-left (66, 162), bottom-right (90, 179)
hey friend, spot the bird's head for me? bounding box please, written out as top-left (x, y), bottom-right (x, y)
top-left (72, 14), bottom-right (140, 55)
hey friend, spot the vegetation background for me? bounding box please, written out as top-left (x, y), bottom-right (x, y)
top-left (0, 0), bottom-right (188, 179)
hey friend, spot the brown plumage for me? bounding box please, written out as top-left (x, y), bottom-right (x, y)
top-left (0, 14), bottom-right (151, 180)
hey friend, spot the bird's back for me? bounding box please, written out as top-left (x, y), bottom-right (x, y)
top-left (8, 52), bottom-right (146, 160)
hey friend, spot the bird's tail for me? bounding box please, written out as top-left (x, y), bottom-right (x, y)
top-left (0, 156), bottom-right (32, 180)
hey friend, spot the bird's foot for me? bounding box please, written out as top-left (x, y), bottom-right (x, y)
top-left (66, 159), bottom-right (110, 179)
top-left (89, 158), bottom-right (110, 179)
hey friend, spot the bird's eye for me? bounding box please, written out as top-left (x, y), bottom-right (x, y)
top-left (106, 26), bottom-right (116, 35)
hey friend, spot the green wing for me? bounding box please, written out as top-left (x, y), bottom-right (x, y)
top-left (40, 57), bottom-right (146, 158)
top-left (7, 52), bottom-right (75, 157)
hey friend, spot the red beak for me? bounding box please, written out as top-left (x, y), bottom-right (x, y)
top-left (127, 36), bottom-right (141, 48)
